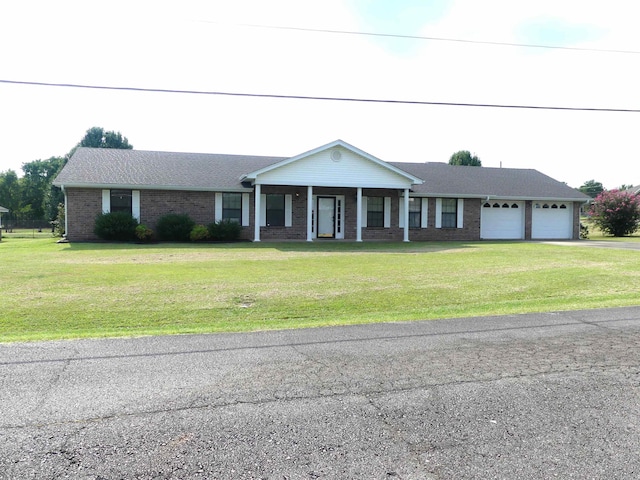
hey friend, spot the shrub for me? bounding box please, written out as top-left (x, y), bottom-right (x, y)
top-left (135, 224), bottom-right (155, 242)
top-left (94, 212), bottom-right (138, 241)
top-left (190, 224), bottom-right (210, 241)
top-left (589, 190), bottom-right (640, 237)
top-left (52, 203), bottom-right (65, 238)
top-left (155, 213), bottom-right (195, 242)
top-left (207, 219), bottom-right (243, 242)
top-left (579, 222), bottom-right (589, 239)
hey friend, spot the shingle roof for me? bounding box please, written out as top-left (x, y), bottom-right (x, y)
top-left (0, 205), bottom-right (8, 213)
top-left (392, 162), bottom-right (589, 201)
top-left (53, 148), bottom-right (286, 190)
top-left (54, 147), bottom-right (590, 201)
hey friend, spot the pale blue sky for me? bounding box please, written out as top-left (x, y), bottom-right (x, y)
top-left (0, 0), bottom-right (638, 189)
top-left (516, 16), bottom-right (606, 47)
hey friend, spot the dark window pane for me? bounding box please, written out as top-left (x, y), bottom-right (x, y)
top-left (266, 194), bottom-right (285, 226)
top-left (408, 198), bottom-right (421, 228)
top-left (441, 198), bottom-right (457, 228)
top-left (367, 197), bottom-right (384, 228)
top-left (111, 189), bottom-right (132, 214)
top-left (222, 193), bottom-right (242, 223)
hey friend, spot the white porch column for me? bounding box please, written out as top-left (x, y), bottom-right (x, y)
top-left (356, 187), bottom-right (363, 242)
top-left (253, 184), bottom-right (261, 242)
top-left (403, 188), bottom-right (410, 242)
top-left (306, 185), bottom-right (314, 242)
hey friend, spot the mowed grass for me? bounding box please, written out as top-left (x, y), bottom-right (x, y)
top-left (1, 238), bottom-right (639, 342)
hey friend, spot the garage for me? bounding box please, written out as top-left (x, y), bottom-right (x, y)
top-left (531, 202), bottom-right (573, 239)
top-left (480, 201), bottom-right (525, 239)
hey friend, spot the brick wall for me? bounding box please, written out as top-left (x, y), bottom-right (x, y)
top-left (524, 201), bottom-right (533, 240)
top-left (407, 198), bottom-right (481, 242)
top-left (65, 188), bottom-right (102, 241)
top-left (572, 201), bottom-right (582, 239)
top-left (260, 187), bottom-right (482, 242)
top-left (65, 187), bottom-right (505, 243)
top-left (65, 188), bottom-right (245, 241)
top-left (141, 190), bottom-right (215, 229)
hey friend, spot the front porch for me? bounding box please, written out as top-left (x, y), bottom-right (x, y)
top-left (254, 186), bottom-right (411, 242)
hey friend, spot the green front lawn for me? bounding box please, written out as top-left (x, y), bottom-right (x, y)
top-left (1, 238), bottom-right (639, 342)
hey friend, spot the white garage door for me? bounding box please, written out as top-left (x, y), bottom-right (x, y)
top-left (532, 202), bottom-right (573, 239)
top-left (480, 201), bottom-right (525, 239)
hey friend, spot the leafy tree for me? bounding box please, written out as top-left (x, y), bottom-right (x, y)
top-left (589, 190), bottom-right (640, 237)
top-left (0, 127), bottom-right (133, 228)
top-left (579, 179), bottom-right (604, 198)
top-left (449, 150), bottom-right (481, 166)
top-left (20, 157), bottom-right (66, 222)
top-left (0, 170), bottom-right (21, 227)
top-left (78, 127), bottom-right (133, 150)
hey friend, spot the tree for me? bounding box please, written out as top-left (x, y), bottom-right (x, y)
top-left (0, 170), bottom-right (21, 227)
top-left (579, 179), bottom-right (604, 198)
top-left (20, 157), bottom-right (66, 222)
top-left (0, 127), bottom-right (134, 228)
top-left (78, 126), bottom-right (133, 150)
top-left (589, 190), bottom-right (640, 237)
top-left (449, 151), bottom-right (481, 166)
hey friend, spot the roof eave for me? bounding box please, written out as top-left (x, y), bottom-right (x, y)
top-left (413, 193), bottom-right (589, 202)
top-left (53, 182), bottom-right (252, 192)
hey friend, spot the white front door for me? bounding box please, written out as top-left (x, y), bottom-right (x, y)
top-left (317, 197), bottom-right (336, 238)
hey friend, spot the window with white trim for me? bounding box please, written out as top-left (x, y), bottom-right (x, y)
top-left (266, 194), bottom-right (285, 226)
top-left (222, 193), bottom-right (242, 223)
top-left (441, 198), bottom-right (457, 228)
top-left (110, 190), bottom-right (132, 215)
top-left (367, 197), bottom-right (384, 227)
top-left (408, 197), bottom-right (421, 228)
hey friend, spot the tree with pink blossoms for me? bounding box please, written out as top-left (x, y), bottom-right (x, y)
top-left (589, 190), bottom-right (640, 237)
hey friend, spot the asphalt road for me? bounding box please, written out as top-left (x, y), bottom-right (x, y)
top-left (2, 306), bottom-right (640, 479)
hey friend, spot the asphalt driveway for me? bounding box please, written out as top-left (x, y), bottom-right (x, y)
top-left (2, 306), bottom-right (640, 479)
top-left (543, 240), bottom-right (640, 250)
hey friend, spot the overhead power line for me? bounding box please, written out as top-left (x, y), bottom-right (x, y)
top-left (1, 79), bottom-right (638, 113)
top-left (199, 21), bottom-right (640, 56)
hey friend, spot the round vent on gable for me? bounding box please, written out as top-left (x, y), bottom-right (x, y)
top-left (330, 150), bottom-right (342, 162)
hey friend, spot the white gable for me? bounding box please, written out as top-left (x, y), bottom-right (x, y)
top-left (247, 141), bottom-right (421, 189)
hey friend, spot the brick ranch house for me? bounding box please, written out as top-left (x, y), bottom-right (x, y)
top-left (53, 140), bottom-right (590, 242)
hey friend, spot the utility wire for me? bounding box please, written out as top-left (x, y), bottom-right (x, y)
top-left (1, 79), bottom-right (638, 113)
top-left (198, 20), bottom-right (640, 55)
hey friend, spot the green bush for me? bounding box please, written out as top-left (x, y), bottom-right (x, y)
top-left (52, 203), bottom-right (65, 238)
top-left (190, 224), bottom-right (210, 241)
top-left (156, 213), bottom-right (195, 242)
top-left (579, 222), bottom-right (589, 239)
top-left (135, 224), bottom-right (155, 242)
top-left (94, 212), bottom-right (138, 241)
top-left (207, 219), bottom-right (243, 242)
top-left (589, 190), bottom-right (640, 237)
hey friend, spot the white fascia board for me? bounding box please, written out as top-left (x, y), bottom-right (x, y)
top-left (416, 193), bottom-right (586, 202)
top-left (484, 195), bottom-right (588, 202)
top-left (253, 179), bottom-right (414, 189)
top-left (243, 139), bottom-right (424, 185)
top-left (55, 183), bottom-right (252, 192)
top-left (416, 193), bottom-right (486, 199)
